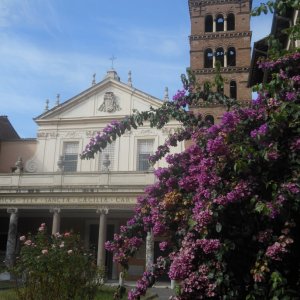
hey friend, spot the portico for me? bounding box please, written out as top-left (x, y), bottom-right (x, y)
top-left (0, 170), bottom-right (155, 280)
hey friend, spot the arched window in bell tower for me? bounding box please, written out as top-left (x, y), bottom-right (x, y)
top-left (230, 80), bottom-right (237, 99)
top-left (227, 47), bottom-right (236, 66)
top-left (205, 15), bottom-right (213, 32)
top-left (215, 47), bottom-right (224, 67)
top-left (204, 48), bottom-right (213, 68)
top-left (216, 14), bottom-right (224, 31)
top-left (227, 13), bottom-right (235, 31)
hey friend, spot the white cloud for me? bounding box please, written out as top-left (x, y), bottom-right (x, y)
top-left (0, 0), bottom-right (62, 36)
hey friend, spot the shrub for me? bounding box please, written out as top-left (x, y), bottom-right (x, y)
top-left (13, 223), bottom-right (104, 300)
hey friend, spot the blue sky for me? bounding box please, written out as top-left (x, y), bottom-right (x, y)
top-left (0, 0), bottom-right (272, 138)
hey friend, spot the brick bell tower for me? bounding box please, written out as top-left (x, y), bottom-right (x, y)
top-left (188, 0), bottom-right (252, 124)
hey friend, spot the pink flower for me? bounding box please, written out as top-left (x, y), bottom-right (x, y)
top-left (266, 242), bottom-right (288, 261)
top-left (38, 223), bottom-right (46, 231)
top-left (19, 235), bottom-right (26, 241)
top-left (159, 241), bottom-right (168, 252)
top-left (64, 232), bottom-right (71, 237)
top-left (24, 240), bottom-right (32, 246)
top-left (42, 249), bottom-right (48, 255)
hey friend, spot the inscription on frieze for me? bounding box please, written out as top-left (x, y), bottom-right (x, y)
top-left (0, 197), bottom-right (137, 206)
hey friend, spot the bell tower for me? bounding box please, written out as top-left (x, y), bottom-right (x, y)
top-left (188, 0), bottom-right (252, 123)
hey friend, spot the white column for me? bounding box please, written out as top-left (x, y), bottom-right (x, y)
top-left (213, 18), bottom-right (216, 32)
top-left (213, 52), bottom-right (216, 68)
top-left (50, 208), bottom-right (61, 235)
top-left (224, 18), bottom-right (227, 31)
top-left (224, 52), bottom-right (227, 68)
top-left (145, 230), bottom-right (154, 272)
top-left (5, 208), bottom-right (18, 269)
top-left (112, 221), bottom-right (120, 280)
top-left (171, 280), bottom-right (176, 289)
top-left (97, 208), bottom-right (109, 267)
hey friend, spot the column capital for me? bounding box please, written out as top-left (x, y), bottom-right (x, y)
top-left (97, 207), bottom-right (109, 215)
top-left (50, 207), bottom-right (61, 214)
top-left (7, 208), bottom-right (18, 214)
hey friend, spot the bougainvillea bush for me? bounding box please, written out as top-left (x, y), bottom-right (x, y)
top-left (82, 50), bottom-right (300, 299)
top-left (13, 224), bottom-right (103, 300)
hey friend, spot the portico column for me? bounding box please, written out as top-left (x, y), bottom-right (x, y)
top-left (224, 52), bottom-right (228, 68)
top-left (224, 18), bottom-right (227, 31)
top-left (145, 230), bottom-right (154, 272)
top-left (50, 208), bottom-right (61, 235)
top-left (5, 208), bottom-right (18, 269)
top-left (213, 18), bottom-right (216, 32)
top-left (97, 208), bottom-right (109, 267)
top-left (213, 52), bottom-right (216, 68)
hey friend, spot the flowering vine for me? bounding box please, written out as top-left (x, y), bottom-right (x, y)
top-left (83, 50), bottom-right (300, 299)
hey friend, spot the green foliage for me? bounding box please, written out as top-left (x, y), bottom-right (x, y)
top-left (251, 0), bottom-right (300, 16)
top-left (12, 224), bottom-right (104, 300)
top-left (252, 0), bottom-right (300, 59)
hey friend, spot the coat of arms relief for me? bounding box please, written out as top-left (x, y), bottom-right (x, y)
top-left (98, 92), bottom-right (121, 113)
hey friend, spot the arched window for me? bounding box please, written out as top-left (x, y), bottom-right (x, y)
top-left (230, 81), bottom-right (237, 99)
top-left (205, 15), bottom-right (213, 32)
top-left (227, 47), bottom-right (236, 66)
top-left (215, 47), bottom-right (224, 67)
top-left (227, 13), bottom-right (235, 31)
top-left (204, 48), bottom-right (213, 68)
top-left (205, 115), bottom-right (215, 125)
top-left (216, 14), bottom-right (224, 31)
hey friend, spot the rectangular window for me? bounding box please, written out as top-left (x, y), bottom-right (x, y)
top-left (63, 142), bottom-right (79, 172)
top-left (99, 142), bottom-right (115, 171)
top-left (137, 139), bottom-right (154, 171)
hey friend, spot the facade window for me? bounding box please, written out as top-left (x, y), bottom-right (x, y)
top-left (205, 115), bottom-right (215, 125)
top-left (137, 139), bottom-right (154, 171)
top-left (215, 47), bottom-right (224, 67)
top-left (63, 142), bottom-right (79, 172)
top-left (216, 14), bottom-right (224, 31)
top-left (204, 48), bottom-right (213, 68)
top-left (205, 15), bottom-right (213, 32)
top-left (227, 47), bottom-right (236, 66)
top-left (230, 81), bottom-right (237, 99)
top-left (227, 13), bottom-right (235, 31)
top-left (99, 142), bottom-right (115, 171)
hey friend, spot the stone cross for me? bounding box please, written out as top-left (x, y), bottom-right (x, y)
top-left (109, 55), bottom-right (116, 69)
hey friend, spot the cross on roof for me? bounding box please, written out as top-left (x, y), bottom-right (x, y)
top-left (109, 55), bottom-right (117, 69)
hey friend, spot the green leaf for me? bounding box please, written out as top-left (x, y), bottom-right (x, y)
top-left (255, 201), bottom-right (266, 213)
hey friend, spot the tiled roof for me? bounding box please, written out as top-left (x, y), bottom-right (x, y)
top-left (0, 116), bottom-right (20, 140)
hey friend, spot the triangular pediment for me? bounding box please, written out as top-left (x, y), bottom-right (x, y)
top-left (34, 75), bottom-right (163, 124)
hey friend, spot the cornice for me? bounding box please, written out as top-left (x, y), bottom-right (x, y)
top-left (190, 100), bottom-right (252, 108)
top-left (194, 67), bottom-right (250, 74)
top-left (190, 31), bottom-right (251, 41)
top-left (189, 0), bottom-right (250, 7)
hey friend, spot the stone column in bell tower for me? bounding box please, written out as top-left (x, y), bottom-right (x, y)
top-left (188, 0), bottom-right (252, 123)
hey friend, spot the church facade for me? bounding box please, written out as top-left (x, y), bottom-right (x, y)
top-left (0, 70), bottom-right (183, 280)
